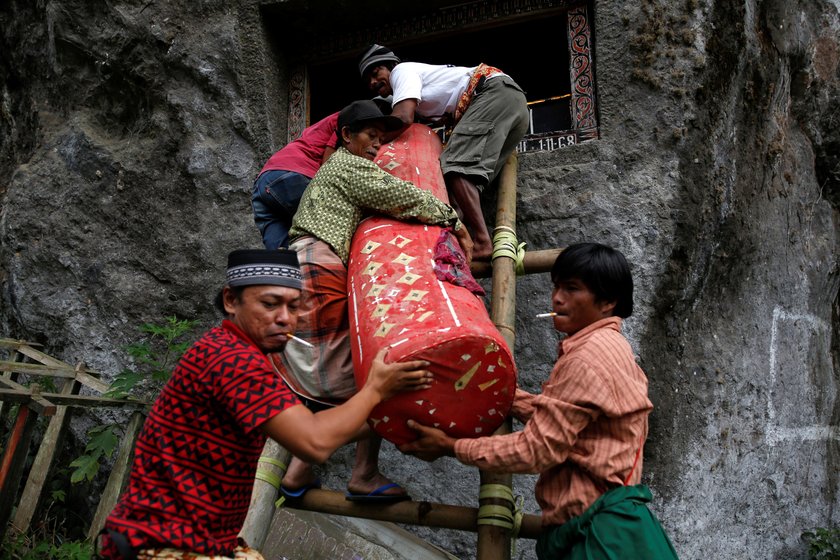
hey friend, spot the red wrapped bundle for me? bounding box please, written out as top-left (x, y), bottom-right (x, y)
top-left (347, 124), bottom-right (516, 445)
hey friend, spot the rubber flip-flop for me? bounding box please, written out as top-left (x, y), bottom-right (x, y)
top-left (280, 479), bottom-right (322, 499)
top-left (345, 482), bottom-right (411, 504)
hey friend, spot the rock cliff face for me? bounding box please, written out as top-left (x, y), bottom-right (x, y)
top-left (1, 1), bottom-right (838, 559)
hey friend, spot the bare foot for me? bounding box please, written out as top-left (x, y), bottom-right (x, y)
top-left (347, 471), bottom-right (407, 497)
top-left (472, 243), bottom-right (493, 261)
top-left (281, 457), bottom-right (319, 491)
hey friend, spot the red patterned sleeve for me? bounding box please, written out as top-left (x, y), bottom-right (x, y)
top-left (212, 347), bottom-right (301, 434)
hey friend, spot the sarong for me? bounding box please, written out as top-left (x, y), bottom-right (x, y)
top-left (278, 235), bottom-right (356, 400)
top-left (536, 485), bottom-right (679, 560)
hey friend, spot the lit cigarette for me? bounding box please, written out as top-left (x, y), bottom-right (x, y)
top-left (536, 312), bottom-right (557, 318)
top-left (286, 333), bottom-right (313, 348)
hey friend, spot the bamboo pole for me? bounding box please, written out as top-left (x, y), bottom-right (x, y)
top-left (470, 248), bottom-right (562, 278)
top-left (477, 153), bottom-right (520, 560)
top-left (0, 352), bottom-right (22, 433)
top-left (239, 439), bottom-right (292, 549)
top-left (240, 155), bottom-right (542, 555)
top-left (283, 488), bottom-right (542, 539)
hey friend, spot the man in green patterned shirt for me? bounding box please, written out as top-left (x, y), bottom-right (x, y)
top-left (277, 100), bottom-right (473, 502)
top-left (289, 108), bottom-right (469, 263)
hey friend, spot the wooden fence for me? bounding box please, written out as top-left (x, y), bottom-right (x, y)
top-left (0, 338), bottom-right (147, 543)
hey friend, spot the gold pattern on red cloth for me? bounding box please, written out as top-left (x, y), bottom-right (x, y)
top-left (348, 124), bottom-right (516, 446)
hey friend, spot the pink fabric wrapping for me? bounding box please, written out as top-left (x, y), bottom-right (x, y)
top-left (432, 228), bottom-right (485, 297)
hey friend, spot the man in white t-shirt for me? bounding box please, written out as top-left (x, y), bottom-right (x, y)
top-left (358, 44), bottom-right (529, 261)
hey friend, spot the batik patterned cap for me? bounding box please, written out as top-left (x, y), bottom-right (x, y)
top-left (226, 249), bottom-right (302, 290)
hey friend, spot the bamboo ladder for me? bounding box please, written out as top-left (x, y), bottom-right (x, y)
top-left (0, 339), bottom-right (148, 543)
top-left (242, 155), bottom-right (563, 560)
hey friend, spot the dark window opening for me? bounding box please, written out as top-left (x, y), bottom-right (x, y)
top-left (308, 12), bottom-right (573, 136)
top-left (263, 1), bottom-right (597, 151)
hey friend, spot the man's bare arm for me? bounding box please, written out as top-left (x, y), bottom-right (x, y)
top-left (381, 99), bottom-right (418, 142)
top-left (261, 349), bottom-right (431, 463)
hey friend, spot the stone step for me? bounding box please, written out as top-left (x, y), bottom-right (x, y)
top-left (261, 508), bottom-right (458, 560)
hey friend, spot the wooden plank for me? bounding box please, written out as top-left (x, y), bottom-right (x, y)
top-left (1, 341), bottom-right (107, 394)
top-left (0, 352), bottom-right (22, 431)
top-left (0, 405), bottom-right (40, 542)
top-left (0, 361), bottom-right (110, 394)
top-left (29, 384), bottom-right (57, 416)
top-left (13, 344), bottom-right (72, 367)
top-left (88, 411), bottom-right (145, 540)
top-left (12, 369), bottom-right (82, 533)
top-left (10, 345), bottom-right (108, 393)
top-left (0, 361), bottom-right (78, 378)
top-left (0, 377), bottom-right (29, 391)
top-left (0, 382), bottom-right (56, 416)
top-left (0, 389), bottom-right (147, 409)
top-left (74, 370), bottom-right (110, 394)
top-left (0, 338), bottom-right (43, 349)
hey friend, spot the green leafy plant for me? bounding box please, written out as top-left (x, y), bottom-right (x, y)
top-left (1, 524), bottom-right (94, 560)
top-left (28, 540), bottom-right (93, 560)
top-left (105, 316), bottom-right (201, 401)
top-left (68, 424), bottom-right (120, 484)
top-left (803, 527), bottom-right (840, 560)
top-left (70, 316), bottom-right (200, 483)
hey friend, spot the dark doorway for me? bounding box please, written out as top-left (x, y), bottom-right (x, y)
top-left (305, 12), bottom-right (573, 133)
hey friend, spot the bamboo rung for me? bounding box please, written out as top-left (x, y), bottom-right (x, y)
top-left (283, 488), bottom-right (542, 539)
top-left (470, 248), bottom-right (562, 279)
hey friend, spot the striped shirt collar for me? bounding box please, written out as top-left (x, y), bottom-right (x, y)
top-left (559, 316), bottom-right (622, 357)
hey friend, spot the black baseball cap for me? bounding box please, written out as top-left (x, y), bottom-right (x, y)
top-left (337, 99), bottom-right (403, 132)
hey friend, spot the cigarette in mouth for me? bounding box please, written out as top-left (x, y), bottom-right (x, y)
top-left (286, 333), bottom-right (314, 348)
top-left (536, 312), bottom-right (557, 318)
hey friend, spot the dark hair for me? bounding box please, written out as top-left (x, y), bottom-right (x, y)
top-left (213, 285), bottom-right (245, 315)
top-left (337, 125), bottom-right (355, 148)
top-left (551, 243), bottom-right (634, 318)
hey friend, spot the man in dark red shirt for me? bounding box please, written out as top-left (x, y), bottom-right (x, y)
top-left (99, 249), bottom-right (432, 560)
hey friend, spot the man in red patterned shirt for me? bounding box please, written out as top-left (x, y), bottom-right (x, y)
top-left (99, 249), bottom-right (432, 560)
top-left (401, 243), bottom-right (678, 559)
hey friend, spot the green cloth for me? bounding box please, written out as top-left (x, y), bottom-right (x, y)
top-left (536, 485), bottom-right (679, 560)
top-left (289, 146), bottom-right (459, 264)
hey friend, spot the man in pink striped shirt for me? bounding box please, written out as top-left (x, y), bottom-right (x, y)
top-left (401, 243), bottom-right (678, 559)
